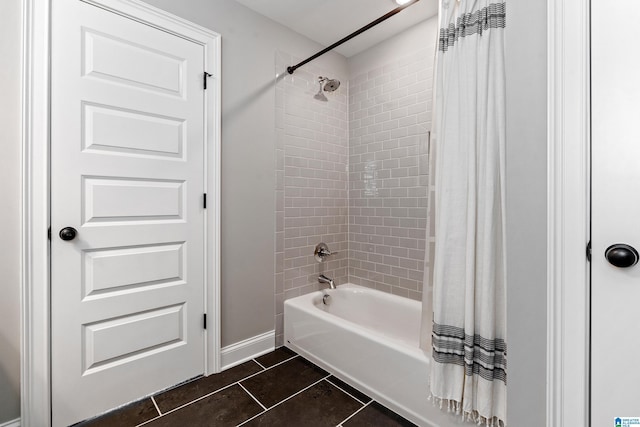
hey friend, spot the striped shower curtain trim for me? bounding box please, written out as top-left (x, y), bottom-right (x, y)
top-left (439, 2), bottom-right (506, 52)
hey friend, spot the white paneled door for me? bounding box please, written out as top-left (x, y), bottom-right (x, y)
top-left (51, 1), bottom-right (206, 425)
top-left (592, 0), bottom-right (640, 425)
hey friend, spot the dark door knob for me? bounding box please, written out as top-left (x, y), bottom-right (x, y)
top-left (59, 227), bottom-right (77, 241)
top-left (605, 243), bottom-right (639, 268)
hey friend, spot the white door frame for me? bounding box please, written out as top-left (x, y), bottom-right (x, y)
top-left (20, 1), bottom-right (221, 425)
top-left (546, 0), bottom-right (591, 425)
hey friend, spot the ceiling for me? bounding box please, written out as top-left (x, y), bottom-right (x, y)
top-left (233, 0), bottom-right (438, 57)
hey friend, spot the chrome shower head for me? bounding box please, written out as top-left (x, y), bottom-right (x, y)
top-left (320, 76), bottom-right (341, 92)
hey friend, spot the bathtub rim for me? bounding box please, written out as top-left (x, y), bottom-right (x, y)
top-left (284, 283), bottom-right (449, 426)
top-left (284, 283), bottom-right (429, 355)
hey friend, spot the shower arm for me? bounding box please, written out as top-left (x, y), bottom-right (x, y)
top-left (286, 0), bottom-right (420, 75)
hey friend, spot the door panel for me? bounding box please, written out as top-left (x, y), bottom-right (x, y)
top-left (82, 242), bottom-right (186, 298)
top-left (83, 177), bottom-right (185, 222)
top-left (83, 103), bottom-right (186, 158)
top-left (591, 0), bottom-right (640, 424)
top-left (82, 28), bottom-right (186, 96)
top-left (51, 1), bottom-right (205, 425)
top-left (82, 304), bottom-right (186, 373)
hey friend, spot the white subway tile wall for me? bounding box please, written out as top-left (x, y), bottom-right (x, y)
top-left (275, 52), bottom-right (349, 346)
top-left (275, 47), bottom-right (434, 345)
top-left (348, 47), bottom-right (433, 301)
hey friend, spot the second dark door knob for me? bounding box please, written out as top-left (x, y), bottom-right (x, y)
top-left (605, 243), bottom-right (639, 268)
top-left (59, 227), bottom-right (78, 241)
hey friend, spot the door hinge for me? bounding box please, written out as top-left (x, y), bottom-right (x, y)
top-left (48, 227), bottom-right (51, 240)
top-left (203, 313), bottom-right (207, 330)
top-left (203, 72), bottom-right (212, 90)
top-left (586, 240), bottom-right (592, 262)
top-left (203, 193), bottom-right (207, 209)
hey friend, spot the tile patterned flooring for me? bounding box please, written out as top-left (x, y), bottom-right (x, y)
top-left (76, 347), bottom-right (417, 427)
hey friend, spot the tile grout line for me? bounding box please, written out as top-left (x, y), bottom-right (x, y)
top-left (150, 396), bottom-right (162, 416)
top-left (135, 355), bottom-right (303, 427)
top-left (136, 413), bottom-right (163, 427)
top-left (235, 409), bottom-right (266, 427)
top-left (238, 383), bottom-right (268, 411)
top-left (134, 380), bottom-right (246, 427)
top-left (257, 353), bottom-right (300, 371)
top-left (136, 418), bottom-right (157, 427)
top-left (238, 354), bottom-right (299, 384)
top-left (253, 359), bottom-right (267, 370)
top-left (264, 374), bottom-right (331, 412)
top-left (335, 400), bottom-right (373, 427)
top-left (325, 377), bottom-right (369, 405)
top-left (235, 355), bottom-right (326, 426)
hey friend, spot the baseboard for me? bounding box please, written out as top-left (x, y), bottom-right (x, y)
top-left (220, 330), bottom-right (275, 370)
top-left (0, 418), bottom-right (20, 427)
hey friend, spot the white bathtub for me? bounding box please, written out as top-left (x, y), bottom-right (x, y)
top-left (284, 284), bottom-right (459, 427)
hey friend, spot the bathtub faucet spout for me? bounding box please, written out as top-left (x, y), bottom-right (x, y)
top-left (318, 274), bottom-right (336, 290)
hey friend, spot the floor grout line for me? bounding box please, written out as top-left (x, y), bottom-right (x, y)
top-left (335, 400), bottom-right (373, 426)
top-left (136, 417), bottom-right (158, 427)
top-left (253, 359), bottom-right (267, 370)
top-left (135, 354), bottom-right (303, 426)
top-left (264, 374), bottom-right (332, 411)
top-left (260, 354), bottom-right (299, 370)
top-left (238, 383), bottom-right (268, 411)
top-left (103, 350), bottom-right (412, 427)
top-left (325, 377), bottom-right (369, 405)
top-left (235, 354), bottom-right (299, 385)
top-left (150, 396), bottom-right (162, 416)
top-left (235, 409), bottom-right (266, 427)
top-left (135, 380), bottom-right (243, 426)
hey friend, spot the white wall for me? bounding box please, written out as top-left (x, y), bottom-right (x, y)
top-left (140, 0), bottom-right (348, 347)
top-left (505, 1), bottom-right (547, 425)
top-left (348, 19), bottom-right (437, 81)
top-left (0, 0), bottom-right (23, 422)
top-left (274, 53), bottom-right (349, 346)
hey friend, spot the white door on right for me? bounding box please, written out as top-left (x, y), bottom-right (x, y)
top-left (592, 0), bottom-right (640, 425)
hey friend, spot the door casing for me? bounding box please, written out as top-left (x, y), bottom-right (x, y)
top-left (547, 0), bottom-right (590, 425)
top-left (20, 1), bottom-right (221, 425)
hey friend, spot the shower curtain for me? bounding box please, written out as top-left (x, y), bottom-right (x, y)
top-left (422, 0), bottom-right (507, 426)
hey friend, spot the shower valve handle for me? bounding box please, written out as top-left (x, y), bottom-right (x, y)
top-left (314, 243), bottom-right (333, 262)
top-left (318, 248), bottom-right (331, 257)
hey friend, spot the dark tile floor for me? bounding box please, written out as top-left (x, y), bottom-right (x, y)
top-left (76, 347), bottom-right (417, 427)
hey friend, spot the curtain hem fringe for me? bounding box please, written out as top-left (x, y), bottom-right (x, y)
top-left (428, 395), bottom-right (506, 427)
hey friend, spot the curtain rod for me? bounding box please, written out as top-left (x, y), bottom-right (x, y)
top-left (287, 0), bottom-right (421, 74)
